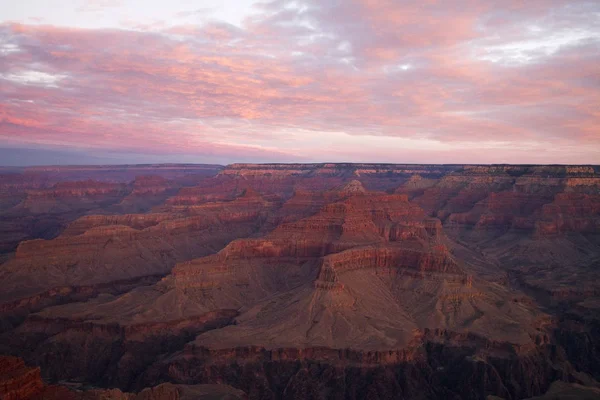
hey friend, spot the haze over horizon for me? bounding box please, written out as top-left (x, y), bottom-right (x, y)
top-left (1, 0), bottom-right (599, 165)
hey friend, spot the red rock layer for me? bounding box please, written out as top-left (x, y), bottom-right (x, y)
top-left (535, 193), bottom-right (600, 235)
top-left (315, 244), bottom-right (462, 289)
top-left (1, 163), bottom-right (600, 400)
top-left (0, 190), bottom-right (277, 307)
top-left (0, 356), bottom-right (44, 400)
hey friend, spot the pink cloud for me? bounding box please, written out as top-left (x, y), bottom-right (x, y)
top-left (0, 0), bottom-right (599, 163)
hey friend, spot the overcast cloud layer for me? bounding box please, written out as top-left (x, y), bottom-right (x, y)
top-left (1, 0), bottom-right (599, 165)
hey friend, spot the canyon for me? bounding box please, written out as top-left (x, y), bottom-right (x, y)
top-left (1, 163), bottom-right (600, 399)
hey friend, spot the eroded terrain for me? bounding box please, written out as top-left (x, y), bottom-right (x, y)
top-left (1, 163), bottom-right (600, 399)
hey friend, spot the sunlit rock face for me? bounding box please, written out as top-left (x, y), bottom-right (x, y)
top-left (1, 163), bottom-right (600, 400)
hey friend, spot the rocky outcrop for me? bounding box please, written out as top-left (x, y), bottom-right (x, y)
top-left (29, 180), bottom-right (129, 197)
top-left (1, 310), bottom-right (237, 390)
top-left (0, 171), bottom-right (50, 194)
top-left (62, 214), bottom-right (174, 236)
top-left (0, 190), bottom-right (277, 313)
top-left (445, 190), bottom-right (554, 232)
top-left (398, 166), bottom-right (600, 237)
top-left (129, 176), bottom-right (177, 195)
top-left (0, 165), bottom-right (223, 255)
top-left (535, 193), bottom-right (600, 235)
top-left (0, 180), bottom-right (132, 255)
top-left (11, 180), bottom-right (130, 216)
top-left (315, 245), bottom-right (462, 286)
top-left (395, 174), bottom-right (438, 199)
top-left (0, 274), bottom-right (163, 327)
top-left (4, 317), bottom-right (597, 399)
top-left (0, 355), bottom-right (246, 400)
top-left (339, 180), bottom-right (366, 194)
top-left (134, 324), bottom-right (599, 400)
top-left (164, 178), bottom-right (243, 206)
top-left (113, 176), bottom-right (183, 214)
top-left (0, 355), bottom-right (44, 400)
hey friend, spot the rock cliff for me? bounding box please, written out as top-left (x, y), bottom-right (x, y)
top-left (1, 163), bottom-right (600, 400)
top-left (0, 355), bottom-right (246, 399)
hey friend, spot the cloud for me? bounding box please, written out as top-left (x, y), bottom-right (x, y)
top-left (174, 8), bottom-right (215, 19)
top-left (76, 0), bottom-right (123, 13)
top-left (0, 0), bottom-right (599, 164)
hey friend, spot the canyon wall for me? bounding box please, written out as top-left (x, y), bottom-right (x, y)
top-left (1, 163), bottom-right (599, 400)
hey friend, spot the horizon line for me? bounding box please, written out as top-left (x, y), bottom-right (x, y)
top-left (2, 162), bottom-right (599, 168)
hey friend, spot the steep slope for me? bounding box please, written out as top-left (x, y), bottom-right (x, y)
top-left (1, 163), bottom-right (600, 400)
top-left (0, 165), bottom-right (222, 256)
top-left (0, 189), bottom-right (276, 317)
top-left (4, 182), bottom-right (548, 396)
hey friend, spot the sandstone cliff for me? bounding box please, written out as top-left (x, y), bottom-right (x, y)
top-left (1, 163), bottom-right (600, 400)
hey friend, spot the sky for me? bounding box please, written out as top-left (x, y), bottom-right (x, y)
top-left (0, 0), bottom-right (599, 165)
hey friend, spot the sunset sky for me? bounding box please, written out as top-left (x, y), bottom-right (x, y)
top-left (1, 0), bottom-right (599, 165)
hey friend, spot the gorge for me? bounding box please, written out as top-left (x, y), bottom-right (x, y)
top-left (1, 163), bottom-right (600, 400)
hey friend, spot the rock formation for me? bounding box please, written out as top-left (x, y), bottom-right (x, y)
top-left (0, 165), bottom-right (223, 256)
top-left (1, 163), bottom-right (600, 399)
top-left (0, 355), bottom-right (246, 399)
